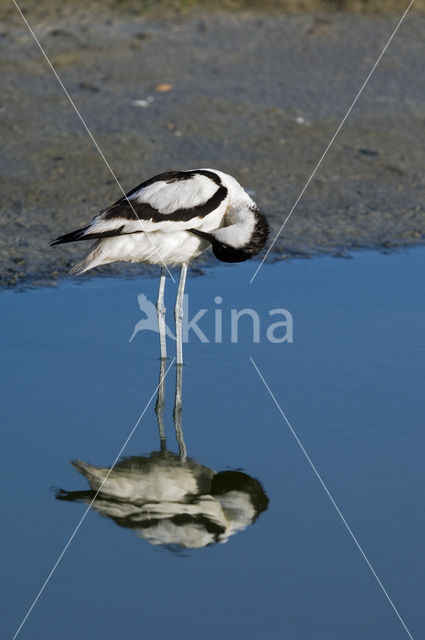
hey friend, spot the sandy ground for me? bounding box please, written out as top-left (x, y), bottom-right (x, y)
top-left (0, 2), bottom-right (424, 288)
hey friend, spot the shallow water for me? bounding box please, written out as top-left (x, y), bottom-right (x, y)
top-left (2, 249), bottom-right (424, 639)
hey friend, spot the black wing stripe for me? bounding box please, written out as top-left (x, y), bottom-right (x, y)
top-left (50, 185), bottom-right (228, 245)
top-left (51, 170), bottom-right (226, 246)
top-left (102, 185), bottom-right (228, 222)
top-left (115, 169), bottom-right (222, 204)
top-left (51, 225), bottom-right (125, 245)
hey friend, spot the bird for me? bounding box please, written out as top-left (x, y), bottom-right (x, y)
top-left (56, 457), bottom-right (269, 549)
top-left (55, 354), bottom-right (269, 549)
top-left (51, 168), bottom-right (269, 363)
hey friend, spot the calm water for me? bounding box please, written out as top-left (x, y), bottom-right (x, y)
top-left (2, 250), bottom-right (424, 640)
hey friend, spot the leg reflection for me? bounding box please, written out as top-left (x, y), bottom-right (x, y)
top-left (154, 358), bottom-right (187, 460)
top-left (155, 357), bottom-right (167, 454)
top-left (55, 357), bottom-right (269, 550)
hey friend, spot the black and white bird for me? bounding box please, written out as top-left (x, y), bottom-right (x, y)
top-left (56, 457), bottom-right (269, 549)
top-left (51, 168), bottom-right (269, 362)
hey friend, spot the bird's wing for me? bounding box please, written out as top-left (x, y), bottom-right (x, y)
top-left (137, 293), bottom-right (155, 315)
top-left (51, 170), bottom-right (228, 245)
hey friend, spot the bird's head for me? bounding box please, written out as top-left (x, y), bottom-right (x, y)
top-left (190, 205), bottom-right (269, 264)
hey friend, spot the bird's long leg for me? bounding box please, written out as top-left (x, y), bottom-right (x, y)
top-left (157, 267), bottom-right (167, 360)
top-left (173, 362), bottom-right (187, 461)
top-left (174, 263), bottom-right (187, 366)
top-left (155, 357), bottom-right (167, 454)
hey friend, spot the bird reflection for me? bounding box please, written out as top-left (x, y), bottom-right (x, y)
top-left (56, 362), bottom-right (269, 550)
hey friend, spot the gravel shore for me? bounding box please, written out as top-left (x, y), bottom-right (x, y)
top-left (1, 2), bottom-right (424, 288)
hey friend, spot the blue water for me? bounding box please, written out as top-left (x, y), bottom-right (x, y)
top-left (1, 249), bottom-right (424, 639)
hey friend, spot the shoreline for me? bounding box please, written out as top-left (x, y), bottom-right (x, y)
top-left (1, 5), bottom-right (423, 289)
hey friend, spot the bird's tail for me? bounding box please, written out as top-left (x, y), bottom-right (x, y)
top-left (52, 225), bottom-right (116, 275)
top-left (69, 256), bottom-right (95, 276)
top-left (69, 241), bottom-right (109, 275)
top-left (72, 459), bottom-right (107, 489)
top-left (52, 226), bottom-right (95, 275)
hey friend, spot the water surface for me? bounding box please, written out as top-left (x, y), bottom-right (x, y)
top-left (2, 250), bottom-right (424, 639)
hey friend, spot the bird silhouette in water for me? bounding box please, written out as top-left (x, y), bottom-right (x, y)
top-left (55, 360), bottom-right (269, 550)
top-left (129, 293), bottom-right (175, 343)
top-left (56, 457), bottom-right (269, 550)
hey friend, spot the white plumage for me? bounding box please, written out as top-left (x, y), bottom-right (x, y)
top-left (52, 168), bottom-right (269, 362)
top-left (56, 455), bottom-right (268, 549)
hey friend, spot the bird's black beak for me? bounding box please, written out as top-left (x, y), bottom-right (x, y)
top-left (189, 228), bottom-right (214, 243)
